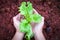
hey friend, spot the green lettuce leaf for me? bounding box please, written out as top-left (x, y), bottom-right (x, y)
top-left (27, 2), bottom-right (33, 14)
top-left (19, 19), bottom-right (33, 40)
top-left (30, 14), bottom-right (42, 23)
top-left (19, 2), bottom-right (42, 40)
top-left (19, 2), bottom-right (27, 15)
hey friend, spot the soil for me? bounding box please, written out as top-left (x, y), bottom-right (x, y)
top-left (0, 0), bottom-right (60, 40)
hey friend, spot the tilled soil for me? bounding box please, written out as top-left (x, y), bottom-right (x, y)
top-left (0, 0), bottom-right (60, 40)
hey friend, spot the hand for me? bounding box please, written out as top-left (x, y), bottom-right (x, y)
top-left (12, 14), bottom-right (24, 40)
top-left (32, 9), bottom-right (46, 40)
top-left (33, 17), bottom-right (45, 40)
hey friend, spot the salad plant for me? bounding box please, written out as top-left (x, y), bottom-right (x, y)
top-left (19, 2), bottom-right (42, 40)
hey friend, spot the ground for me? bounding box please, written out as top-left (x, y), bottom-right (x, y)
top-left (0, 0), bottom-right (60, 40)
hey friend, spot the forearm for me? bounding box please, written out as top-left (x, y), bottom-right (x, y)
top-left (12, 31), bottom-right (24, 40)
top-left (34, 28), bottom-right (45, 40)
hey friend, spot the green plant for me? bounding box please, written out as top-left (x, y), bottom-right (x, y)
top-left (19, 2), bottom-right (42, 40)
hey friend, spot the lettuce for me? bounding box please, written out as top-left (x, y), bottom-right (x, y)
top-left (19, 2), bottom-right (42, 40)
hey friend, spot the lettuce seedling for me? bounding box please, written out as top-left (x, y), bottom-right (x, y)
top-left (19, 2), bottom-right (42, 40)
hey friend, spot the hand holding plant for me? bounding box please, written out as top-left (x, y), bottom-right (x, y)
top-left (19, 2), bottom-right (42, 40)
top-left (12, 2), bottom-right (45, 40)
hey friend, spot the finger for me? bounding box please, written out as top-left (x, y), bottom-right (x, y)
top-left (14, 13), bottom-right (21, 20)
top-left (13, 14), bottom-right (21, 32)
top-left (38, 17), bottom-right (44, 29)
top-left (33, 9), bottom-right (38, 14)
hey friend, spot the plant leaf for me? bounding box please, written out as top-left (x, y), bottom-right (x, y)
top-left (27, 2), bottom-right (33, 14)
top-left (19, 2), bottom-right (27, 15)
top-left (31, 14), bottom-right (42, 23)
top-left (19, 19), bottom-right (33, 40)
top-left (19, 19), bottom-right (28, 32)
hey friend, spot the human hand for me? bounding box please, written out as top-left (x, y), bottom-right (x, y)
top-left (32, 9), bottom-right (46, 40)
top-left (32, 17), bottom-right (45, 40)
top-left (12, 14), bottom-right (24, 40)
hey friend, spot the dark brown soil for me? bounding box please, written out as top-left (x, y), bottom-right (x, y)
top-left (0, 0), bottom-right (60, 40)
